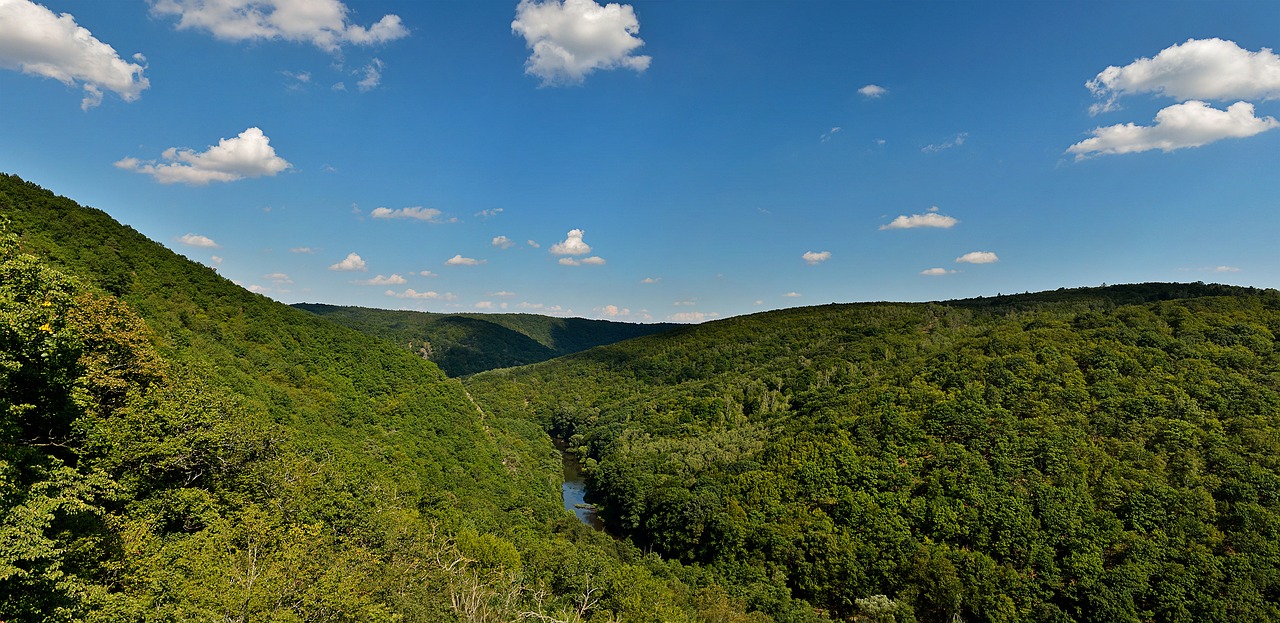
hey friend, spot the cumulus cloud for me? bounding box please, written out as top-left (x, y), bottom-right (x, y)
top-left (329, 252), bottom-right (367, 271)
top-left (263, 272), bottom-right (292, 283)
top-left (492, 235), bottom-right (515, 249)
top-left (1066, 100), bottom-right (1278, 159)
top-left (386, 288), bottom-right (455, 300)
top-left (527, 240), bottom-right (541, 248)
top-left (880, 212), bottom-right (958, 230)
top-left (355, 274), bottom-right (406, 285)
top-left (371, 206), bottom-right (448, 222)
top-left (668, 311), bottom-right (718, 323)
top-left (418, 270), bottom-right (438, 277)
top-left (956, 251), bottom-right (999, 264)
top-left (558, 256), bottom-right (606, 266)
top-left (511, 0), bottom-right (650, 86)
top-left (922, 132), bottom-right (968, 153)
top-left (858, 84), bottom-right (887, 98)
top-left (550, 228), bottom-right (592, 255)
top-left (178, 233), bottom-right (219, 248)
top-left (598, 304), bottom-right (629, 317)
top-left (920, 267), bottom-right (958, 276)
top-left (115, 127), bottom-right (292, 185)
top-left (802, 251), bottom-right (831, 265)
top-left (445, 254), bottom-right (484, 266)
top-left (1087, 38), bottom-right (1280, 115)
top-left (474, 301), bottom-right (495, 310)
top-left (0, 0), bottom-right (150, 109)
top-left (149, 0), bottom-right (408, 52)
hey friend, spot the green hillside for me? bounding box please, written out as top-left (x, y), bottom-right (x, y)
top-left (0, 173), bottom-right (763, 622)
top-left (294, 303), bottom-right (678, 377)
top-left (467, 284), bottom-right (1280, 622)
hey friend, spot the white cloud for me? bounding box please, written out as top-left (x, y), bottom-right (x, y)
top-left (598, 304), bottom-right (629, 317)
top-left (922, 132), bottom-right (968, 153)
top-left (248, 284), bottom-right (271, 294)
top-left (355, 274), bottom-right (406, 286)
top-left (783, 292), bottom-right (801, 298)
top-left (490, 290), bottom-right (516, 297)
top-left (475, 207), bottom-right (504, 218)
top-left (753, 299), bottom-right (764, 305)
top-left (475, 301), bottom-right (495, 310)
top-left (178, 232), bottom-right (219, 248)
top-left (1067, 100), bottom-right (1278, 159)
top-left (0, 0), bottom-right (150, 109)
top-left (150, 0), bottom-right (408, 52)
top-left (955, 251), bottom-right (999, 264)
top-left (329, 252), bottom-right (367, 271)
top-left (668, 311), bottom-right (719, 323)
top-left (1213, 265), bottom-right (1242, 273)
top-left (640, 277), bottom-right (660, 284)
top-left (802, 250), bottom-right (831, 265)
top-left (559, 256), bottom-right (605, 266)
top-left (880, 212), bottom-right (959, 230)
top-left (492, 235), bottom-right (515, 249)
top-left (550, 228), bottom-right (592, 255)
top-left (289, 246), bottom-right (315, 253)
top-left (115, 127), bottom-right (292, 185)
top-left (920, 267), bottom-right (958, 276)
top-left (356, 57), bottom-right (382, 91)
top-left (418, 270), bottom-right (438, 277)
top-left (1087, 38), bottom-right (1280, 115)
top-left (820, 127), bottom-right (841, 143)
top-left (858, 84), bottom-right (887, 98)
top-left (517, 302), bottom-right (543, 309)
top-left (263, 272), bottom-right (292, 284)
top-left (527, 240), bottom-right (541, 248)
top-left (210, 255), bottom-right (223, 265)
top-left (371, 206), bottom-right (447, 222)
top-left (446, 254), bottom-right (485, 266)
top-left (386, 288), bottom-right (455, 300)
top-left (511, 0), bottom-right (650, 86)
top-left (673, 300), bottom-right (696, 306)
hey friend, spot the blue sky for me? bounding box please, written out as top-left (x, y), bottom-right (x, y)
top-left (2, 1), bottom-right (1279, 323)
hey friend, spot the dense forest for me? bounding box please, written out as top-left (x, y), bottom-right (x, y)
top-left (466, 285), bottom-right (1280, 622)
top-left (293, 303), bottom-right (676, 377)
top-left (5, 172), bottom-right (1280, 622)
top-left (1, 174), bottom-right (765, 622)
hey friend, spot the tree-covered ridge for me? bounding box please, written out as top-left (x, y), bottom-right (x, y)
top-left (467, 286), bottom-right (1280, 622)
top-left (294, 303), bottom-right (679, 377)
top-left (1, 173), bottom-right (764, 622)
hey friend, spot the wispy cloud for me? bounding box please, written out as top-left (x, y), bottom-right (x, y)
top-left (386, 288), bottom-right (455, 300)
top-left (802, 250), bottom-right (831, 265)
top-left (955, 251), bottom-right (998, 264)
top-left (922, 132), bottom-right (968, 153)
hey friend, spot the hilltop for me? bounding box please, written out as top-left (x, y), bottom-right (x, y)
top-left (294, 303), bottom-right (678, 376)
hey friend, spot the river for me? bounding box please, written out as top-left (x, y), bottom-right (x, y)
top-left (553, 437), bottom-right (605, 531)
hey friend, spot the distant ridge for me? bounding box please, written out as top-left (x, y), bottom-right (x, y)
top-left (293, 302), bottom-right (679, 376)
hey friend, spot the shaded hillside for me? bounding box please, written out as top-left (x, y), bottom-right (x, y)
top-left (468, 284), bottom-right (1280, 622)
top-left (0, 173), bottom-right (765, 622)
top-left (294, 302), bottom-right (678, 376)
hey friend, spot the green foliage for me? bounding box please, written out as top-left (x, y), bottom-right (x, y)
top-left (1, 174), bottom-right (759, 622)
top-left (294, 303), bottom-right (678, 377)
top-left (468, 286), bottom-right (1280, 622)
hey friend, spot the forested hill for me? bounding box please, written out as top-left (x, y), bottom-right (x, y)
top-left (0, 173), bottom-right (766, 622)
top-left (294, 302), bottom-right (678, 376)
top-left (467, 284), bottom-right (1280, 622)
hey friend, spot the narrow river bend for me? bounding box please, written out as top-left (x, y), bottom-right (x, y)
top-left (553, 437), bottom-right (605, 531)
